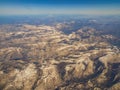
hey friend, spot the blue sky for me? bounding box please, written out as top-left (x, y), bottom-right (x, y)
top-left (0, 0), bottom-right (120, 15)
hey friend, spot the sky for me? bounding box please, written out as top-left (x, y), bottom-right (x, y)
top-left (0, 0), bottom-right (120, 15)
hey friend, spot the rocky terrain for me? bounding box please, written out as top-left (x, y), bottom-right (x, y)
top-left (0, 23), bottom-right (120, 90)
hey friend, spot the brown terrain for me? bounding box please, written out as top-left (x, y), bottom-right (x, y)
top-left (0, 24), bottom-right (120, 90)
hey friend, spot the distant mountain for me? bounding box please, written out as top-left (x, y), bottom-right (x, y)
top-left (0, 15), bottom-right (120, 90)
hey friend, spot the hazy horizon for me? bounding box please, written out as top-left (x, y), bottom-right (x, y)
top-left (0, 0), bottom-right (120, 15)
